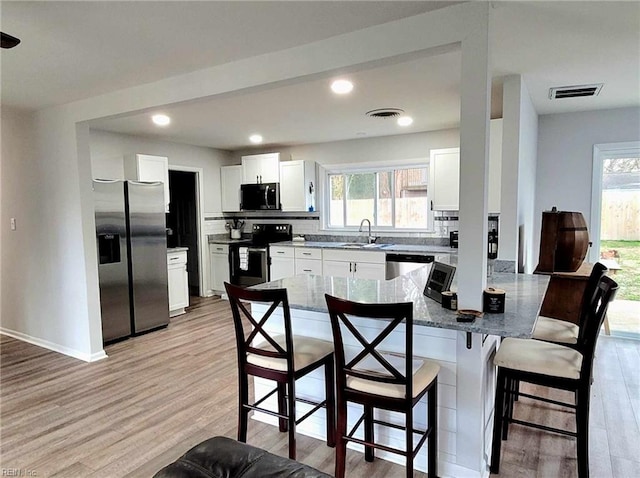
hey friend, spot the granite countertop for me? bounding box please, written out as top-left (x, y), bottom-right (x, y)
top-left (272, 241), bottom-right (456, 256)
top-left (208, 234), bottom-right (252, 245)
top-left (254, 267), bottom-right (548, 338)
top-left (167, 247), bottom-right (189, 253)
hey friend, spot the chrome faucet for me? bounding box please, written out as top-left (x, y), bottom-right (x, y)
top-left (358, 218), bottom-right (375, 244)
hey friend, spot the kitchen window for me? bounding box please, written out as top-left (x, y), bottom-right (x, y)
top-left (326, 164), bottom-right (433, 231)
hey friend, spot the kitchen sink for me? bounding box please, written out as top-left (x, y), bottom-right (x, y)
top-left (340, 242), bottom-right (386, 249)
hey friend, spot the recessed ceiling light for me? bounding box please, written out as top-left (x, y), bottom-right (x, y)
top-left (331, 79), bottom-right (354, 95)
top-left (397, 116), bottom-right (413, 126)
top-left (249, 134), bottom-right (263, 144)
top-left (151, 114), bottom-right (171, 126)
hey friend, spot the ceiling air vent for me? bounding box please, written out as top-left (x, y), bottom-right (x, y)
top-left (366, 108), bottom-right (404, 119)
top-left (549, 84), bottom-right (603, 99)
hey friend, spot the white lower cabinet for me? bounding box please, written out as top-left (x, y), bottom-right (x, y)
top-left (322, 259), bottom-right (352, 278)
top-left (269, 246), bottom-right (385, 280)
top-left (209, 243), bottom-right (230, 293)
top-left (352, 261), bottom-right (386, 279)
top-left (322, 249), bottom-right (385, 279)
top-left (167, 250), bottom-right (189, 317)
top-left (294, 247), bottom-right (322, 276)
top-left (295, 258), bottom-right (323, 275)
top-left (270, 246), bottom-right (295, 281)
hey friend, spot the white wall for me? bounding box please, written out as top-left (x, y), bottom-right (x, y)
top-left (501, 76), bottom-right (539, 273)
top-left (233, 128), bottom-right (460, 166)
top-left (1, 107), bottom-right (36, 335)
top-left (89, 129), bottom-right (233, 214)
top-left (535, 107), bottom-right (640, 267)
top-left (0, 107), bottom-right (107, 361)
top-left (0, 1), bottom-right (492, 397)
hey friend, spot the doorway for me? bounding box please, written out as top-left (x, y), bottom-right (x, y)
top-left (167, 170), bottom-right (200, 296)
top-left (591, 142), bottom-right (640, 339)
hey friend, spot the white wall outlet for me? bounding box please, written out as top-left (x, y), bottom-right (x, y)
top-left (10, 218), bottom-right (16, 231)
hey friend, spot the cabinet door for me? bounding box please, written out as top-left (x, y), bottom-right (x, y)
top-left (322, 260), bottom-right (351, 278)
top-left (280, 160), bottom-right (316, 212)
top-left (270, 257), bottom-right (295, 281)
top-left (210, 251), bottom-right (230, 292)
top-left (429, 148), bottom-right (460, 211)
top-left (488, 119), bottom-right (502, 214)
top-left (280, 160), bottom-right (305, 211)
top-left (126, 154), bottom-right (170, 212)
top-left (221, 165), bottom-right (242, 212)
top-left (168, 263), bottom-right (189, 312)
top-left (242, 153), bottom-right (280, 183)
top-left (353, 262), bottom-right (386, 280)
top-left (295, 258), bottom-right (322, 276)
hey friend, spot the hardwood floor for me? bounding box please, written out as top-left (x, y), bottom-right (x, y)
top-left (1, 296), bottom-right (639, 477)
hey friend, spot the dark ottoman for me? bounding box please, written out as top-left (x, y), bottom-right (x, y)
top-left (154, 436), bottom-right (332, 478)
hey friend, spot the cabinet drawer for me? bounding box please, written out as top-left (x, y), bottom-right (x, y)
top-left (209, 243), bottom-right (229, 255)
top-left (295, 259), bottom-right (323, 275)
top-left (167, 251), bottom-right (187, 265)
top-left (270, 246), bottom-right (294, 259)
top-left (294, 247), bottom-right (322, 260)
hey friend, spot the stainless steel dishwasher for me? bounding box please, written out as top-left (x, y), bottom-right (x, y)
top-left (385, 253), bottom-right (435, 279)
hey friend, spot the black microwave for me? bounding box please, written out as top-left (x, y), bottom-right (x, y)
top-left (240, 183), bottom-right (281, 210)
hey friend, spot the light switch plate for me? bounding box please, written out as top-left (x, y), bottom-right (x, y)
top-left (10, 218), bottom-right (16, 230)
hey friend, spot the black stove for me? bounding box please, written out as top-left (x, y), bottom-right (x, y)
top-left (230, 223), bottom-right (292, 286)
top-left (250, 223), bottom-right (293, 246)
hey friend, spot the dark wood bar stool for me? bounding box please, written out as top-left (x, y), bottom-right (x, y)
top-left (532, 262), bottom-right (608, 346)
top-left (324, 294), bottom-right (439, 478)
top-left (225, 282), bottom-right (335, 460)
top-left (490, 275), bottom-right (618, 478)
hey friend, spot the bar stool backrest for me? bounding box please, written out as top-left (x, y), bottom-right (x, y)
top-left (225, 282), bottom-right (294, 373)
top-left (577, 275), bottom-right (618, 382)
top-left (576, 262), bottom-right (608, 328)
top-left (325, 294), bottom-right (414, 399)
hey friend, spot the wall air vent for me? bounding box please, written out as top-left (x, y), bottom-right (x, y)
top-left (366, 108), bottom-right (404, 118)
top-left (549, 84), bottom-right (603, 99)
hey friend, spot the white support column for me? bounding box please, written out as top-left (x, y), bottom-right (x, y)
top-left (457, 13), bottom-right (491, 312)
top-left (499, 76), bottom-right (522, 264)
top-left (456, 7), bottom-right (492, 475)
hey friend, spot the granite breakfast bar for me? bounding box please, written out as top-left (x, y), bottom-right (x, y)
top-left (251, 267), bottom-right (549, 478)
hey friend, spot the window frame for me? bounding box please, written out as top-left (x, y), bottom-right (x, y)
top-left (321, 159), bottom-right (434, 233)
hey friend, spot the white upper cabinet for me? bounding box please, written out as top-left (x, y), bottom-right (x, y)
top-left (428, 119), bottom-right (503, 213)
top-left (220, 165), bottom-right (242, 212)
top-left (429, 148), bottom-right (460, 211)
top-left (279, 160), bottom-right (316, 212)
top-left (242, 153), bottom-right (280, 184)
top-left (124, 154), bottom-right (170, 212)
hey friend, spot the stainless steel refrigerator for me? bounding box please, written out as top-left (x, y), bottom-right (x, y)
top-left (94, 180), bottom-right (169, 343)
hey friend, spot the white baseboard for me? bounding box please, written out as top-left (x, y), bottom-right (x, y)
top-left (0, 328), bottom-right (107, 362)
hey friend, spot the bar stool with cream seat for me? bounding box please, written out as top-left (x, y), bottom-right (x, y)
top-left (490, 275), bottom-right (618, 478)
top-left (507, 263), bottom-right (609, 411)
top-left (531, 262), bottom-right (608, 346)
top-left (325, 294), bottom-right (439, 478)
top-left (224, 282), bottom-right (336, 460)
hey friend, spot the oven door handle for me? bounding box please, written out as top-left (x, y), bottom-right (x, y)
top-left (247, 247), bottom-right (268, 253)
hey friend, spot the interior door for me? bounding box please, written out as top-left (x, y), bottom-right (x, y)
top-left (168, 170), bottom-right (200, 295)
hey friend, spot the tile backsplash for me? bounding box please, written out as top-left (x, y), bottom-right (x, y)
top-left (205, 210), bottom-right (460, 241)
